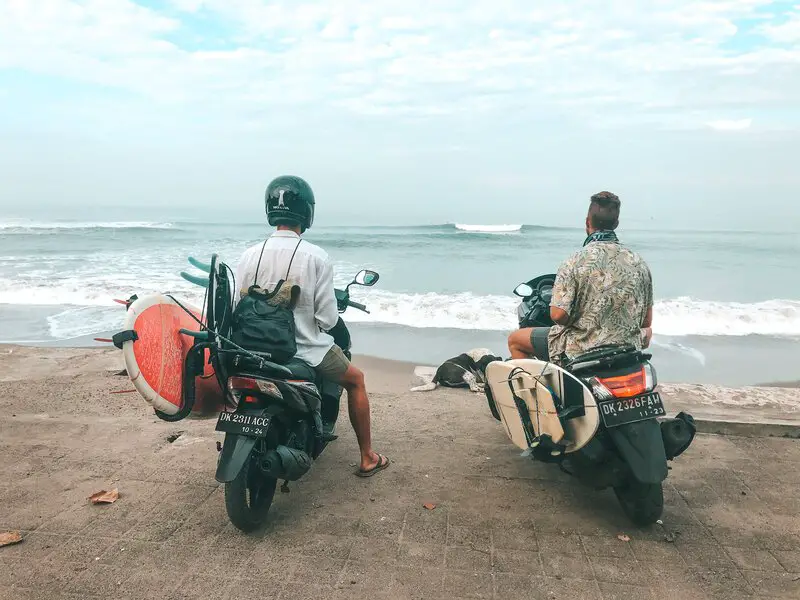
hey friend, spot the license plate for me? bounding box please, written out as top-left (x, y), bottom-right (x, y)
top-left (599, 392), bottom-right (666, 428)
top-left (215, 411), bottom-right (271, 438)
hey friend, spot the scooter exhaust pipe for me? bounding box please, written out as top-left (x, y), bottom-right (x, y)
top-left (260, 445), bottom-right (313, 481)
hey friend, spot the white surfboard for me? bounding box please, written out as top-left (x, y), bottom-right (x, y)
top-left (485, 359), bottom-right (599, 453)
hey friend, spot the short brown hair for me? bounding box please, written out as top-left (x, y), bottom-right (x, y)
top-left (588, 191), bottom-right (621, 230)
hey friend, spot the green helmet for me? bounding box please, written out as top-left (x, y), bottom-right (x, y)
top-left (265, 175), bottom-right (316, 232)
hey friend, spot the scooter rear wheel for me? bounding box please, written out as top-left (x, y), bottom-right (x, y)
top-left (613, 481), bottom-right (664, 526)
top-left (225, 454), bottom-right (277, 533)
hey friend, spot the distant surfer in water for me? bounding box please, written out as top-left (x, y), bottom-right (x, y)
top-left (234, 176), bottom-right (389, 478)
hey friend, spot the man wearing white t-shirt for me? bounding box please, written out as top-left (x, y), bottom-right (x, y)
top-left (235, 175), bottom-right (389, 477)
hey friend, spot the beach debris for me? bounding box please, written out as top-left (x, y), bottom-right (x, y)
top-left (655, 519), bottom-right (679, 543)
top-left (0, 531), bottom-right (23, 547)
top-left (166, 432), bottom-right (185, 444)
top-left (89, 489), bottom-right (119, 504)
top-left (423, 503), bottom-right (437, 511)
top-left (616, 533), bottom-right (631, 542)
top-left (110, 389), bottom-right (136, 394)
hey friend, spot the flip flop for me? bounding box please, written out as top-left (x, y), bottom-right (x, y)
top-left (355, 454), bottom-right (390, 478)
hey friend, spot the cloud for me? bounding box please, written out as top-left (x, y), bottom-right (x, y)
top-left (0, 0), bottom-right (799, 132)
top-left (760, 5), bottom-right (800, 43)
top-left (707, 118), bottom-right (754, 130)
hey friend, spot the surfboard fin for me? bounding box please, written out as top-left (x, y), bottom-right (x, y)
top-left (180, 271), bottom-right (209, 288)
top-left (187, 256), bottom-right (212, 273)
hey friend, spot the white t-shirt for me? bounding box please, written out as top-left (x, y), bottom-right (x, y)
top-left (233, 230), bottom-right (338, 367)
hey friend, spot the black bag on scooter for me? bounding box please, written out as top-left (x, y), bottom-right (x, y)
top-left (230, 239), bottom-right (302, 364)
top-left (660, 411), bottom-right (696, 460)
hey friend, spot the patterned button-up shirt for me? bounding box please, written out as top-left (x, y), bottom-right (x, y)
top-left (548, 239), bottom-right (653, 362)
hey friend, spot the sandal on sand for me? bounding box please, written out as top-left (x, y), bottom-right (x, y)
top-left (356, 454), bottom-right (390, 478)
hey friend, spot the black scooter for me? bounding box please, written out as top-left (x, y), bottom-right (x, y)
top-left (485, 274), bottom-right (696, 525)
top-left (166, 255), bottom-right (379, 532)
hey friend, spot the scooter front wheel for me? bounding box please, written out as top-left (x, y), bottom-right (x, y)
top-left (613, 481), bottom-right (664, 526)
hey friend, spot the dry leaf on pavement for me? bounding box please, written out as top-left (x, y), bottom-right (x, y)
top-left (616, 534), bottom-right (631, 542)
top-left (423, 503), bottom-right (436, 510)
top-left (0, 532), bottom-right (23, 547)
top-left (89, 489), bottom-right (120, 504)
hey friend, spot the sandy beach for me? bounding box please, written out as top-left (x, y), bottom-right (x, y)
top-left (1, 345), bottom-right (800, 599)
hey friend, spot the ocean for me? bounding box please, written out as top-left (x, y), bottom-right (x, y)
top-left (1, 217), bottom-right (798, 386)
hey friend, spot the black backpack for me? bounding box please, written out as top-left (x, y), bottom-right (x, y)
top-left (230, 239), bottom-right (302, 364)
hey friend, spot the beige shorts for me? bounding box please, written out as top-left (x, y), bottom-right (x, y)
top-left (315, 345), bottom-right (351, 381)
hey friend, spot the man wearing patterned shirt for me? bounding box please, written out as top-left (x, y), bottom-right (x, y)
top-left (508, 191), bottom-right (653, 364)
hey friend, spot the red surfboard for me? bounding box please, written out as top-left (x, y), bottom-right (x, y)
top-left (120, 294), bottom-right (225, 416)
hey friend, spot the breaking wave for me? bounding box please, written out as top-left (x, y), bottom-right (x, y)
top-left (4, 275), bottom-right (797, 340)
top-left (0, 220), bottom-right (176, 233)
top-left (453, 223), bottom-right (523, 233)
top-left (343, 291), bottom-right (800, 338)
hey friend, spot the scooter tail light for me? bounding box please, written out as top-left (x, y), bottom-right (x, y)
top-left (594, 365), bottom-right (655, 399)
top-left (643, 363), bottom-right (656, 391)
top-left (587, 377), bottom-right (614, 400)
top-left (227, 376), bottom-right (283, 399)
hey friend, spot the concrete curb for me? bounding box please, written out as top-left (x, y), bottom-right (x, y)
top-left (691, 418), bottom-right (800, 439)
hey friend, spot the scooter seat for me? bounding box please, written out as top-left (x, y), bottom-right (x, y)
top-left (281, 358), bottom-right (317, 382)
top-left (228, 353), bottom-right (317, 382)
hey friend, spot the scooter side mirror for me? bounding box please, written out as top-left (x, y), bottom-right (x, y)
top-left (513, 283), bottom-right (534, 298)
top-left (353, 270), bottom-right (380, 287)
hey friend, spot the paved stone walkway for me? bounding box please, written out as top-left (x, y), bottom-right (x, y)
top-left (1, 366), bottom-right (799, 599)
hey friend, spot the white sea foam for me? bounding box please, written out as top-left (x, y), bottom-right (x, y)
top-left (343, 290), bottom-right (800, 337)
top-left (2, 276), bottom-right (799, 340)
top-left (651, 339), bottom-right (707, 365)
top-left (454, 223), bottom-right (523, 233)
top-left (0, 220), bottom-right (175, 231)
top-left (653, 297), bottom-right (800, 337)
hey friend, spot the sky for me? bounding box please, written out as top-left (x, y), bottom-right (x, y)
top-left (1, 0), bottom-right (799, 230)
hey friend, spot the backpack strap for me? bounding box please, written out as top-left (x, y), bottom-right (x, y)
top-left (253, 239), bottom-right (269, 287)
top-left (252, 238), bottom-right (303, 288)
top-left (284, 239), bottom-right (303, 280)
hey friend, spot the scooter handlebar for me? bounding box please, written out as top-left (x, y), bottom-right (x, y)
top-left (348, 300), bottom-right (369, 313)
